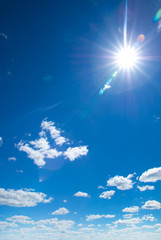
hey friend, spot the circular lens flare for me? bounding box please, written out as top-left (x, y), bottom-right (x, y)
top-left (116, 47), bottom-right (137, 69)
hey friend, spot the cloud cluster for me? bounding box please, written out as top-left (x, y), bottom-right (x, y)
top-left (8, 157), bottom-right (16, 161)
top-left (107, 174), bottom-right (134, 190)
top-left (139, 167), bottom-right (161, 183)
top-left (0, 188), bottom-right (52, 207)
top-left (17, 119), bottom-right (88, 167)
top-left (99, 190), bottom-right (115, 199)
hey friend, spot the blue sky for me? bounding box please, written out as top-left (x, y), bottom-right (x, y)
top-left (1, 0), bottom-right (161, 239)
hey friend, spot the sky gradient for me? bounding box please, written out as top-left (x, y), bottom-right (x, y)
top-left (0, 0), bottom-right (161, 239)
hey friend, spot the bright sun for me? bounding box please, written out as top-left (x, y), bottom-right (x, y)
top-left (116, 47), bottom-right (137, 69)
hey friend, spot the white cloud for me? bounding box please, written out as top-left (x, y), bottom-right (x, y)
top-left (98, 186), bottom-right (107, 189)
top-left (8, 157), bottom-right (16, 161)
top-left (122, 206), bottom-right (139, 213)
top-left (142, 200), bottom-right (161, 210)
top-left (99, 190), bottom-right (115, 199)
top-left (0, 137), bottom-right (3, 146)
top-left (41, 119), bottom-right (67, 146)
top-left (7, 215), bottom-right (33, 224)
top-left (52, 207), bottom-right (69, 215)
top-left (64, 146), bottom-right (88, 161)
top-left (142, 214), bottom-right (155, 222)
top-left (0, 221), bottom-right (17, 230)
top-left (17, 138), bottom-right (62, 167)
top-left (137, 185), bottom-right (154, 191)
top-left (0, 33), bottom-right (8, 39)
top-left (107, 174), bottom-right (134, 190)
top-left (73, 191), bottom-right (89, 198)
top-left (123, 214), bottom-right (133, 219)
top-left (17, 120), bottom-right (88, 167)
top-left (63, 200), bottom-right (67, 203)
top-left (86, 214), bottom-right (115, 221)
top-left (139, 167), bottom-right (161, 183)
top-left (113, 217), bottom-right (142, 225)
top-left (0, 188), bottom-right (52, 207)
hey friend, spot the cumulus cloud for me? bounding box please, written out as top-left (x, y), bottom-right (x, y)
top-left (86, 214), bottom-right (115, 221)
top-left (17, 120), bottom-right (88, 167)
top-left (0, 137), bottom-right (3, 146)
top-left (99, 190), bottom-right (115, 199)
top-left (41, 119), bottom-right (67, 146)
top-left (8, 157), bottom-right (16, 161)
top-left (107, 174), bottom-right (134, 190)
top-left (17, 138), bottom-right (62, 167)
top-left (137, 185), bottom-right (154, 191)
top-left (122, 206), bottom-right (139, 213)
top-left (142, 200), bottom-right (161, 210)
top-left (0, 188), bottom-right (52, 207)
top-left (73, 191), bottom-right (89, 198)
top-left (64, 146), bottom-right (88, 161)
top-left (139, 167), bottom-right (161, 183)
top-left (52, 207), bottom-right (69, 215)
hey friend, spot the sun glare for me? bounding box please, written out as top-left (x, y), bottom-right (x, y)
top-left (116, 47), bottom-right (137, 69)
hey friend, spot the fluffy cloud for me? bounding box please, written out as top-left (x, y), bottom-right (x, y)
top-left (99, 190), bottom-right (115, 199)
top-left (0, 137), bottom-right (3, 146)
top-left (52, 207), bottom-right (69, 215)
top-left (0, 188), bottom-right (52, 207)
top-left (107, 174), bottom-right (134, 190)
top-left (139, 167), bottom-right (161, 183)
top-left (86, 214), bottom-right (115, 221)
top-left (17, 120), bottom-right (88, 167)
top-left (41, 119), bottom-right (67, 146)
top-left (64, 146), bottom-right (88, 161)
top-left (122, 206), bottom-right (139, 213)
top-left (17, 138), bottom-right (62, 167)
top-left (142, 200), bottom-right (161, 210)
top-left (73, 191), bottom-right (89, 198)
top-left (8, 157), bottom-right (16, 161)
top-left (137, 185), bottom-right (154, 191)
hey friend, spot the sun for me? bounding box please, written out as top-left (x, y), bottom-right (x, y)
top-left (116, 46), bottom-right (137, 69)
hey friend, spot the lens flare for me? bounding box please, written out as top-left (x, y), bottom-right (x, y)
top-left (116, 47), bottom-right (137, 69)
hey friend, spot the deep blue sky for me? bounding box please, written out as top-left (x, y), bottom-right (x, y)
top-left (0, 0), bottom-right (161, 239)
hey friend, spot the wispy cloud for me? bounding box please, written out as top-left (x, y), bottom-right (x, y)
top-left (0, 33), bottom-right (8, 39)
top-left (8, 157), bottom-right (16, 161)
top-left (137, 185), bottom-right (154, 191)
top-left (0, 137), bottom-right (3, 147)
top-left (86, 214), bottom-right (115, 221)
